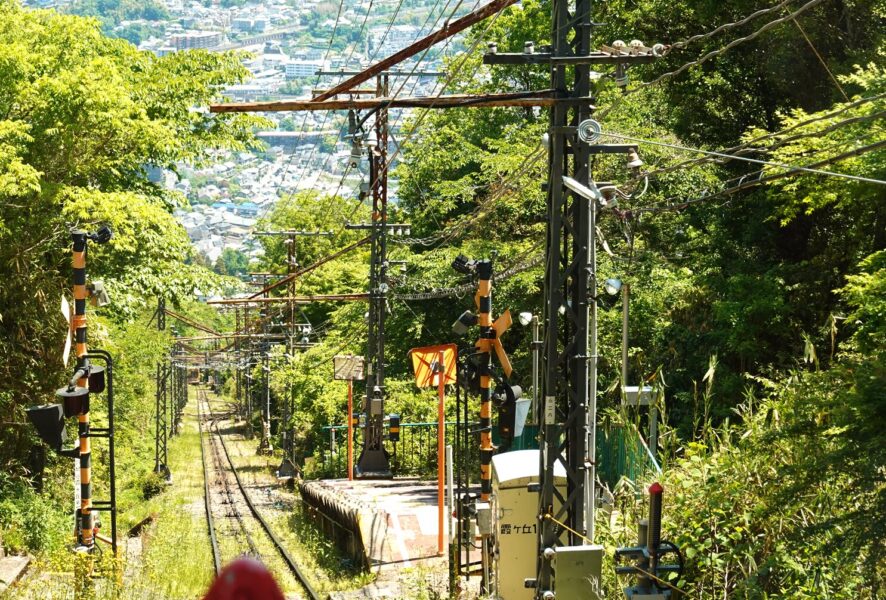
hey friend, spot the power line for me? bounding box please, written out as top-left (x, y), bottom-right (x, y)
top-left (325, 0), bottom-right (481, 222)
top-left (394, 250), bottom-right (543, 300)
top-left (638, 101), bottom-right (886, 181)
top-left (603, 131), bottom-right (886, 186)
top-left (633, 137), bottom-right (886, 214)
top-left (666, 0), bottom-right (799, 51)
top-left (250, 0), bottom-right (349, 226)
top-left (598, 0), bottom-right (829, 118)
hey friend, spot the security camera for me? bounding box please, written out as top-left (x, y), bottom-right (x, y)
top-left (452, 310), bottom-right (478, 336)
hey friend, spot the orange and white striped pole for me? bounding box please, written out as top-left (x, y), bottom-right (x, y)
top-left (71, 230), bottom-right (93, 549)
top-left (347, 380), bottom-right (354, 481)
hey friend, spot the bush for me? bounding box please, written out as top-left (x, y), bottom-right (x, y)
top-left (0, 477), bottom-right (69, 555)
top-left (140, 471), bottom-right (167, 501)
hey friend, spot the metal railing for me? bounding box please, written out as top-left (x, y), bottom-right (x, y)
top-left (313, 421), bottom-right (660, 486)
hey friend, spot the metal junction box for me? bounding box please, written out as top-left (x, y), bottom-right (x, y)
top-left (492, 450), bottom-right (566, 600)
top-left (554, 544), bottom-right (604, 599)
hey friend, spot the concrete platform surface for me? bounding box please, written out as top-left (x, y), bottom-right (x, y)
top-left (0, 555), bottom-right (30, 592)
top-left (301, 478), bottom-right (448, 571)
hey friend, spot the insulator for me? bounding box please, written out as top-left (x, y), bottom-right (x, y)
top-left (577, 119), bottom-right (602, 143)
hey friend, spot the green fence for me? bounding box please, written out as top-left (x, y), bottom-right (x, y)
top-left (314, 421), bottom-right (660, 488)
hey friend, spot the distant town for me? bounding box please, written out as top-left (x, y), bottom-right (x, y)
top-left (24, 0), bottom-right (466, 266)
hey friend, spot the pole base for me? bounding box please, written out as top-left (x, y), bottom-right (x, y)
top-left (355, 448), bottom-right (392, 479)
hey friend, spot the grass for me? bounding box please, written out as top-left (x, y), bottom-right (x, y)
top-left (7, 401), bottom-right (213, 599)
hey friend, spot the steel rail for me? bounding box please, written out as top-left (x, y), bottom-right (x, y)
top-left (202, 390), bottom-right (321, 600)
top-left (197, 396), bottom-right (222, 576)
top-left (203, 392), bottom-right (261, 559)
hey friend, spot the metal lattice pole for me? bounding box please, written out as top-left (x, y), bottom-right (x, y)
top-left (536, 0), bottom-right (594, 594)
top-left (356, 73), bottom-right (392, 476)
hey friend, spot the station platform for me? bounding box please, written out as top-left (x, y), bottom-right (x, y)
top-left (299, 478), bottom-right (447, 571)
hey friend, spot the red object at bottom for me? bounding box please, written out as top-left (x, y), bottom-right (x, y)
top-left (203, 558), bottom-right (285, 600)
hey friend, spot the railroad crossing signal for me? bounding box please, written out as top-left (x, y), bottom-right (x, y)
top-left (409, 344), bottom-right (457, 388)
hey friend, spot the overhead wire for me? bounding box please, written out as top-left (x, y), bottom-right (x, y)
top-left (602, 131), bottom-right (886, 186)
top-left (636, 98), bottom-right (886, 181)
top-left (631, 136), bottom-right (886, 214)
top-left (597, 0), bottom-right (830, 118)
top-left (665, 0), bottom-right (800, 52)
top-left (251, 0), bottom-right (349, 226)
top-left (287, 0), bottom-right (414, 225)
top-left (325, 0), bottom-right (481, 223)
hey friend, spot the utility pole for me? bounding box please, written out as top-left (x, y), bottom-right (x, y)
top-left (353, 72), bottom-right (393, 476)
top-left (252, 230), bottom-right (331, 459)
top-left (484, 12), bottom-right (660, 599)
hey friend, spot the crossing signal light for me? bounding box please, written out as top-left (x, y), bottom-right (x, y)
top-left (388, 414), bottom-right (400, 442)
top-left (57, 386), bottom-right (89, 419)
top-left (493, 381), bottom-right (528, 444)
top-left (457, 354), bottom-right (482, 395)
top-left (452, 310), bottom-right (478, 336)
top-left (26, 404), bottom-right (66, 452)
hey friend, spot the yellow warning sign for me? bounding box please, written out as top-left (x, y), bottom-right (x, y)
top-left (409, 344), bottom-right (458, 388)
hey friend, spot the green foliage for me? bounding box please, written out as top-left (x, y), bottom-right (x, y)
top-left (214, 248), bottom-right (250, 278)
top-left (0, 475), bottom-right (69, 555)
top-left (67, 0), bottom-right (169, 29)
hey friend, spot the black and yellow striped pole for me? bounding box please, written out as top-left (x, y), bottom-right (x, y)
top-left (475, 260), bottom-right (494, 502)
top-left (71, 230), bottom-right (94, 550)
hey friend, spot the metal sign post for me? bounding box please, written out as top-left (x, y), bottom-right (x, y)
top-left (334, 355), bottom-right (365, 481)
top-left (409, 344), bottom-right (457, 559)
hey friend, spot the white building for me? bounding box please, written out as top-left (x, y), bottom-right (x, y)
top-left (286, 60), bottom-right (322, 79)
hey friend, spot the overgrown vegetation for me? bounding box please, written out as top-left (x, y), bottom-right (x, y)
top-left (0, 0), bottom-right (884, 596)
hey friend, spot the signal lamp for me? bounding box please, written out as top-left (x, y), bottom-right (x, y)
top-left (88, 365), bottom-right (106, 394)
top-left (494, 382), bottom-right (529, 444)
top-left (57, 386), bottom-right (89, 419)
top-left (388, 414), bottom-right (400, 442)
top-left (452, 310), bottom-right (478, 336)
top-left (517, 311), bottom-right (533, 327)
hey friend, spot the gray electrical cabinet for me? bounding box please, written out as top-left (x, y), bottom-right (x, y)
top-left (554, 544), bottom-right (604, 599)
top-left (492, 450), bottom-right (566, 600)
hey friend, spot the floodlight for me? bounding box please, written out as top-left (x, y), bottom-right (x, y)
top-left (451, 254), bottom-right (478, 275)
top-left (604, 278), bottom-right (623, 296)
top-left (452, 310), bottom-right (478, 336)
top-left (88, 281), bottom-right (110, 307)
top-left (518, 312), bottom-right (533, 326)
top-left (88, 226), bottom-right (113, 245)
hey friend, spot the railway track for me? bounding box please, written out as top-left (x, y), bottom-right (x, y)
top-left (197, 388), bottom-right (320, 600)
